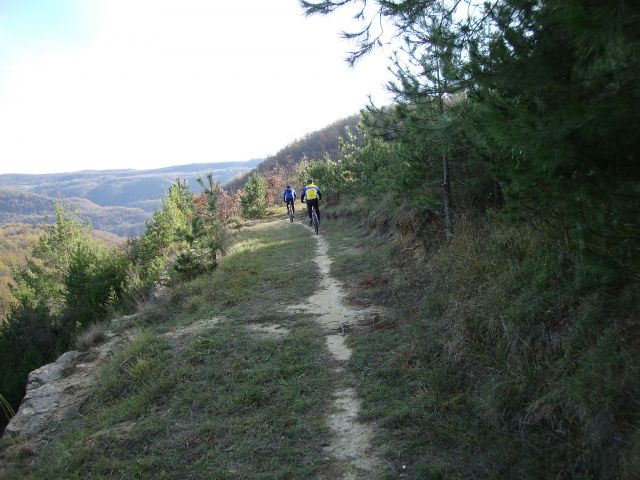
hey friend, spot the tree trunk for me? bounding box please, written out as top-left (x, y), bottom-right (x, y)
top-left (436, 59), bottom-right (454, 238)
top-left (442, 145), bottom-right (454, 238)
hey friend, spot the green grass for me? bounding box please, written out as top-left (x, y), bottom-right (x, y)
top-left (135, 219), bottom-right (319, 330)
top-left (7, 204), bottom-right (638, 479)
top-left (9, 217), bottom-right (333, 479)
top-left (32, 320), bottom-right (332, 479)
top-left (322, 204), bottom-right (640, 479)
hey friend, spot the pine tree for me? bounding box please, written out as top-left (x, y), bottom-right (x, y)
top-left (465, 0), bottom-right (640, 275)
top-left (302, 0), bottom-right (640, 273)
top-left (302, 0), bottom-right (480, 236)
top-left (240, 173), bottom-right (268, 218)
top-left (130, 179), bottom-right (196, 287)
top-left (172, 174), bottom-right (223, 280)
top-left (1, 203), bottom-right (128, 429)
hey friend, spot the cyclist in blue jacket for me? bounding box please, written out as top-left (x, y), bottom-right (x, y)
top-left (301, 178), bottom-right (321, 226)
top-left (283, 185), bottom-right (297, 217)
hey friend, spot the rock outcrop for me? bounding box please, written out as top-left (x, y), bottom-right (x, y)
top-left (0, 318), bottom-right (138, 480)
top-left (3, 332), bottom-right (123, 443)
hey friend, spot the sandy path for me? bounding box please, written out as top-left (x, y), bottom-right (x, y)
top-left (287, 227), bottom-right (382, 479)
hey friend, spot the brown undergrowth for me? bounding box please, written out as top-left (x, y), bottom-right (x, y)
top-left (323, 199), bottom-right (640, 479)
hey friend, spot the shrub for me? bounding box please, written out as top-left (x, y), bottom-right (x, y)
top-left (240, 174), bottom-right (267, 218)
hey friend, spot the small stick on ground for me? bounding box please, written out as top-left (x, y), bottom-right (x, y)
top-left (401, 243), bottom-right (422, 252)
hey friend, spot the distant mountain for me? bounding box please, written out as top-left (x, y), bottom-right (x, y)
top-left (0, 160), bottom-right (261, 213)
top-left (225, 115), bottom-right (361, 192)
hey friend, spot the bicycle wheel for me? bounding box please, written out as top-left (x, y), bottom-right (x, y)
top-left (287, 204), bottom-right (294, 223)
top-left (312, 209), bottom-right (319, 235)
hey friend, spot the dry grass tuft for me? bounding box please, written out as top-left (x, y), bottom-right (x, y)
top-left (76, 323), bottom-right (108, 352)
top-left (0, 392), bottom-right (15, 421)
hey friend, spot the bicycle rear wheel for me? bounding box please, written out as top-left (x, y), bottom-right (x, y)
top-left (312, 209), bottom-right (319, 235)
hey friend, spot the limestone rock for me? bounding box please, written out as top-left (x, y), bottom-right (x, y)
top-left (3, 333), bottom-right (120, 441)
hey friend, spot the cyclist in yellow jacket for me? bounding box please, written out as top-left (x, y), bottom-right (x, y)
top-left (301, 178), bottom-right (322, 226)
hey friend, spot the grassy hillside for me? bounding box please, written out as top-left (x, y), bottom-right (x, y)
top-left (1, 205), bottom-right (638, 478)
top-left (1, 216), bottom-right (337, 479)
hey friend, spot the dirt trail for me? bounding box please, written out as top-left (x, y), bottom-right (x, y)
top-left (287, 227), bottom-right (382, 479)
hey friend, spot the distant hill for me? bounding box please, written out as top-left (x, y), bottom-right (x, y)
top-left (0, 160), bottom-right (261, 213)
top-left (225, 115), bottom-right (361, 192)
top-left (0, 189), bottom-right (149, 237)
top-left (0, 118), bottom-right (361, 235)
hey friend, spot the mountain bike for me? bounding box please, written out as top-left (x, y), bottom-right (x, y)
top-left (286, 202), bottom-right (294, 223)
top-left (311, 206), bottom-right (320, 235)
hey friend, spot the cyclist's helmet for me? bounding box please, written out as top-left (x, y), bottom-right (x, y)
top-left (306, 178), bottom-right (313, 185)
top-left (286, 185), bottom-right (291, 189)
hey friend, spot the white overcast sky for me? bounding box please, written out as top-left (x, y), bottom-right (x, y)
top-left (0, 0), bottom-right (394, 174)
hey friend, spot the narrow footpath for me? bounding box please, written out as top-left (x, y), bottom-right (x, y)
top-left (286, 225), bottom-right (382, 479)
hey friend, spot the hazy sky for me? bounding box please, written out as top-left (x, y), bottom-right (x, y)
top-left (0, 0), bottom-right (394, 174)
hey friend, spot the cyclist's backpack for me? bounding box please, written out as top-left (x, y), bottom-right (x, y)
top-left (305, 186), bottom-right (318, 200)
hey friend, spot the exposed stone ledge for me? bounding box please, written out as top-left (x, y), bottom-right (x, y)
top-left (3, 331), bottom-right (123, 442)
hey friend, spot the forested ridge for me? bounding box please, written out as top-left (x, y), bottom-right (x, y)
top-left (1, 0), bottom-right (639, 477)
top-left (225, 114), bottom-right (361, 193)
top-left (0, 160), bottom-right (259, 219)
top-left (0, 189), bottom-right (149, 237)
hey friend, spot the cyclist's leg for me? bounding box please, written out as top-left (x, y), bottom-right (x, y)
top-left (306, 201), bottom-right (313, 225)
top-left (290, 200), bottom-right (295, 215)
top-left (308, 200), bottom-right (319, 221)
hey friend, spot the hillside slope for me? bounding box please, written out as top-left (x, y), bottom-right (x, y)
top-left (0, 189), bottom-right (149, 237)
top-left (1, 214), bottom-right (384, 479)
top-left (3, 203), bottom-right (637, 479)
top-left (0, 160), bottom-right (261, 213)
top-left (0, 214), bottom-right (381, 479)
top-left (321, 201), bottom-right (640, 479)
top-left (225, 115), bottom-right (360, 192)
top-left (0, 224), bottom-right (42, 318)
